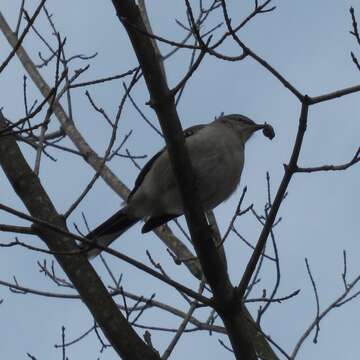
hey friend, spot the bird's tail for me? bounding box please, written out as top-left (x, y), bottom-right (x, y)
top-left (85, 207), bottom-right (139, 259)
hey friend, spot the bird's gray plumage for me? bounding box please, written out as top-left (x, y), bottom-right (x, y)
top-left (85, 114), bottom-right (274, 258)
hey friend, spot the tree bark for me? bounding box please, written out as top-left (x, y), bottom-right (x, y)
top-left (110, 1), bottom-right (277, 359)
top-left (0, 113), bottom-right (160, 360)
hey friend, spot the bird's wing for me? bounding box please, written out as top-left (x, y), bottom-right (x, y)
top-left (128, 124), bottom-right (205, 200)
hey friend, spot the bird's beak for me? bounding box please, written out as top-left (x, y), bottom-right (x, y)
top-left (252, 123), bottom-right (275, 140)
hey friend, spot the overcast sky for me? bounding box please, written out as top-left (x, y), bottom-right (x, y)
top-left (1, 1), bottom-right (360, 359)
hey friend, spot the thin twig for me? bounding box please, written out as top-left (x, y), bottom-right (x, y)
top-left (245, 289), bottom-right (300, 303)
top-left (15, 0), bottom-right (26, 35)
top-left (0, 0), bottom-right (47, 73)
top-left (219, 187), bottom-right (249, 247)
top-left (70, 66), bottom-right (139, 88)
top-left (291, 264), bottom-right (360, 358)
top-left (296, 147), bottom-right (360, 173)
top-left (305, 259), bottom-right (320, 344)
top-left (162, 280), bottom-right (206, 359)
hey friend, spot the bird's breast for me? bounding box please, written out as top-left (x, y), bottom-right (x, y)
top-left (191, 139), bottom-right (244, 210)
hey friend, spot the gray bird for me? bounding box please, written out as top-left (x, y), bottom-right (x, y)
top-left (85, 114), bottom-right (274, 258)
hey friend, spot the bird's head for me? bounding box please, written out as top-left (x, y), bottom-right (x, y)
top-left (216, 114), bottom-right (275, 142)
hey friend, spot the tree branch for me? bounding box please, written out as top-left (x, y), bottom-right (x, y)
top-left (0, 114), bottom-right (160, 360)
top-left (237, 99), bottom-right (309, 299)
top-left (0, 0), bottom-right (46, 73)
top-left (0, 11), bottom-right (203, 281)
top-left (111, 1), bottom-right (276, 359)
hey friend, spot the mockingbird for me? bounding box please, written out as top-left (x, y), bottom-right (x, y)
top-left (85, 114), bottom-right (274, 258)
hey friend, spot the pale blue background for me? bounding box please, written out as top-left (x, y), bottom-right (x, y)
top-left (0, 1), bottom-right (360, 359)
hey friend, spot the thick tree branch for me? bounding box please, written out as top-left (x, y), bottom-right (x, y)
top-left (111, 1), bottom-right (277, 359)
top-left (0, 114), bottom-right (160, 360)
top-left (112, 0), bottom-right (233, 303)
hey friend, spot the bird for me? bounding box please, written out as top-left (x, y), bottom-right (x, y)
top-left (84, 114), bottom-right (274, 258)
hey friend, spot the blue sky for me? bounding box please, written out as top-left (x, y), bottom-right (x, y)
top-left (1, 1), bottom-right (360, 359)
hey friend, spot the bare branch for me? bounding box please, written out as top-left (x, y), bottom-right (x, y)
top-left (15, 0), bottom-right (26, 35)
top-left (0, 15), bottom-right (202, 281)
top-left (0, 113), bottom-right (161, 359)
top-left (296, 147), bottom-right (360, 173)
top-left (0, 200), bottom-right (211, 305)
top-left (162, 281), bottom-right (206, 359)
top-left (237, 100), bottom-right (309, 300)
top-left (0, 224), bottom-right (35, 235)
top-left (0, 0), bottom-right (47, 73)
top-left (308, 83), bottom-right (360, 104)
top-left (69, 66), bottom-right (139, 88)
top-left (113, 2), bottom-right (277, 359)
top-left (305, 258), bottom-right (321, 344)
top-left (350, 7), bottom-right (360, 46)
top-left (291, 258), bottom-right (360, 359)
top-left (245, 289), bottom-right (300, 304)
top-left (218, 0), bottom-right (303, 101)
